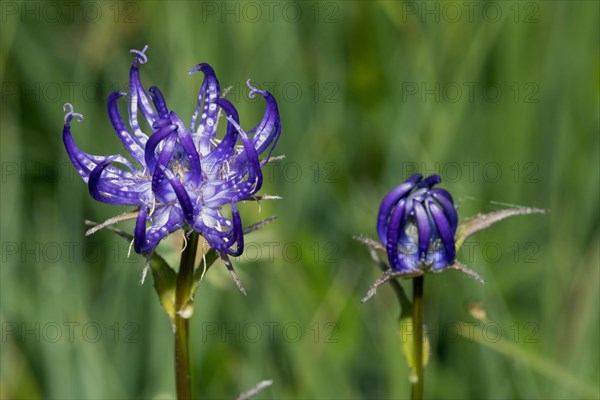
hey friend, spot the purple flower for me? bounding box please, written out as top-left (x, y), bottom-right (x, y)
top-left (377, 174), bottom-right (458, 272)
top-left (63, 46), bottom-right (281, 255)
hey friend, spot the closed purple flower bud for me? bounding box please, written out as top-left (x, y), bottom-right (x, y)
top-left (377, 174), bottom-right (458, 272)
top-left (63, 46), bottom-right (281, 255)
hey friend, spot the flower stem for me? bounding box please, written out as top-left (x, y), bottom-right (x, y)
top-left (174, 230), bottom-right (200, 400)
top-left (411, 276), bottom-right (424, 400)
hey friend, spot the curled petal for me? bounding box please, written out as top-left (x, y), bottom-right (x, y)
top-left (377, 174), bottom-right (423, 245)
top-left (89, 159), bottom-right (143, 205)
top-left (149, 86), bottom-right (169, 119)
top-left (201, 165), bottom-right (263, 207)
top-left (227, 204), bottom-right (244, 256)
top-left (107, 91), bottom-right (145, 164)
top-left (428, 200), bottom-right (456, 265)
top-left (202, 98), bottom-right (241, 169)
top-left (146, 206), bottom-right (185, 251)
top-left (194, 209), bottom-right (234, 239)
top-left (134, 204), bottom-right (184, 254)
top-left (133, 205), bottom-right (150, 254)
top-left (162, 167), bottom-right (195, 223)
top-left (63, 115), bottom-right (136, 181)
top-left (418, 174), bottom-right (441, 189)
top-left (226, 115), bottom-right (263, 192)
top-left (246, 81), bottom-right (282, 159)
top-left (129, 60), bottom-right (157, 125)
top-left (386, 199), bottom-right (412, 272)
top-left (144, 123), bottom-right (178, 173)
top-left (429, 188), bottom-right (454, 204)
top-left (413, 202), bottom-right (431, 260)
top-left (63, 110), bottom-right (92, 179)
top-left (189, 63), bottom-right (221, 138)
top-left (202, 204), bottom-right (244, 256)
top-left (152, 134), bottom-right (178, 198)
top-left (127, 86), bottom-right (149, 146)
top-left (430, 189), bottom-right (458, 231)
top-left (170, 111), bottom-right (202, 187)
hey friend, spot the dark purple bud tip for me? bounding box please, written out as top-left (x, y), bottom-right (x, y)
top-left (378, 174), bottom-right (458, 273)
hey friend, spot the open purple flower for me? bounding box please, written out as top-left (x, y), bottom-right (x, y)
top-left (377, 174), bottom-right (458, 272)
top-left (63, 46), bottom-right (281, 255)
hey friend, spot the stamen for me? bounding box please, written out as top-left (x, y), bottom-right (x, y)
top-left (130, 45), bottom-right (149, 64)
top-left (63, 103), bottom-right (84, 123)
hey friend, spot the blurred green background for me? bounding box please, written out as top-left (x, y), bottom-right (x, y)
top-left (1, 1), bottom-right (598, 399)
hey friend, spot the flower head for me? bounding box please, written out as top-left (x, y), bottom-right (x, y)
top-left (63, 46), bottom-right (281, 255)
top-left (377, 174), bottom-right (458, 272)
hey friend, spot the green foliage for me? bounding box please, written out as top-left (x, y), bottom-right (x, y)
top-left (1, 1), bottom-right (598, 399)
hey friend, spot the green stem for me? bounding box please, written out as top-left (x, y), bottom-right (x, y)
top-left (411, 276), bottom-right (424, 400)
top-left (174, 231), bottom-right (200, 400)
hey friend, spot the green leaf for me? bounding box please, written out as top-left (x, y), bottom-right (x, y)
top-left (147, 252), bottom-right (178, 328)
